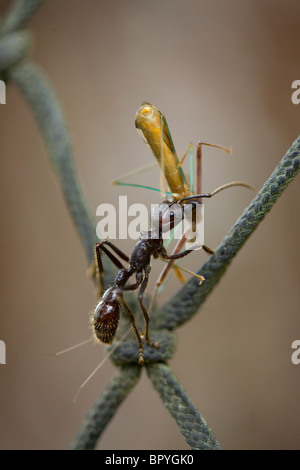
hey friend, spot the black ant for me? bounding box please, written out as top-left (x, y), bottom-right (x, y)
top-left (92, 170), bottom-right (254, 366)
top-left (92, 204), bottom-right (202, 365)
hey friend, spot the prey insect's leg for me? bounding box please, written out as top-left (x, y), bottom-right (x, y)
top-left (171, 264), bottom-right (205, 285)
top-left (178, 142), bottom-right (193, 167)
top-left (194, 141), bottom-right (231, 253)
top-left (196, 141), bottom-right (232, 200)
top-left (121, 297), bottom-right (145, 365)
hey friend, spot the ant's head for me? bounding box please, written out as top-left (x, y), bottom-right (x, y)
top-left (150, 201), bottom-right (184, 235)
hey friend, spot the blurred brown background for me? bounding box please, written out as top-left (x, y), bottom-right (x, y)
top-left (0, 0), bottom-right (300, 450)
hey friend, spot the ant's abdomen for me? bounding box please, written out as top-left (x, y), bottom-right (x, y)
top-left (93, 295), bottom-right (120, 344)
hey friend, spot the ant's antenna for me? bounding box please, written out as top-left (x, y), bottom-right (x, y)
top-left (42, 337), bottom-right (92, 357)
top-left (73, 327), bottom-right (132, 403)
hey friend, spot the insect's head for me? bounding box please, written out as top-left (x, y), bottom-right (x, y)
top-left (135, 102), bottom-right (161, 145)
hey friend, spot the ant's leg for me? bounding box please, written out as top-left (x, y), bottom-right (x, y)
top-left (98, 240), bottom-right (130, 264)
top-left (138, 270), bottom-right (160, 349)
top-left (123, 270), bottom-right (158, 348)
top-left (94, 241), bottom-right (130, 297)
top-left (203, 245), bottom-right (215, 255)
top-left (92, 243), bottom-right (106, 298)
top-left (95, 240), bottom-right (130, 274)
top-left (148, 234), bottom-right (188, 315)
top-left (122, 281), bottom-right (141, 291)
top-left (121, 297), bottom-right (145, 365)
top-left (163, 244), bottom-right (199, 261)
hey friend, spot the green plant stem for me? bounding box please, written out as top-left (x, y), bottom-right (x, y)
top-left (69, 365), bottom-right (141, 450)
top-left (146, 363), bottom-right (221, 450)
top-left (0, 0), bottom-right (44, 36)
top-left (7, 60), bottom-right (101, 264)
top-left (0, 30), bottom-right (31, 70)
